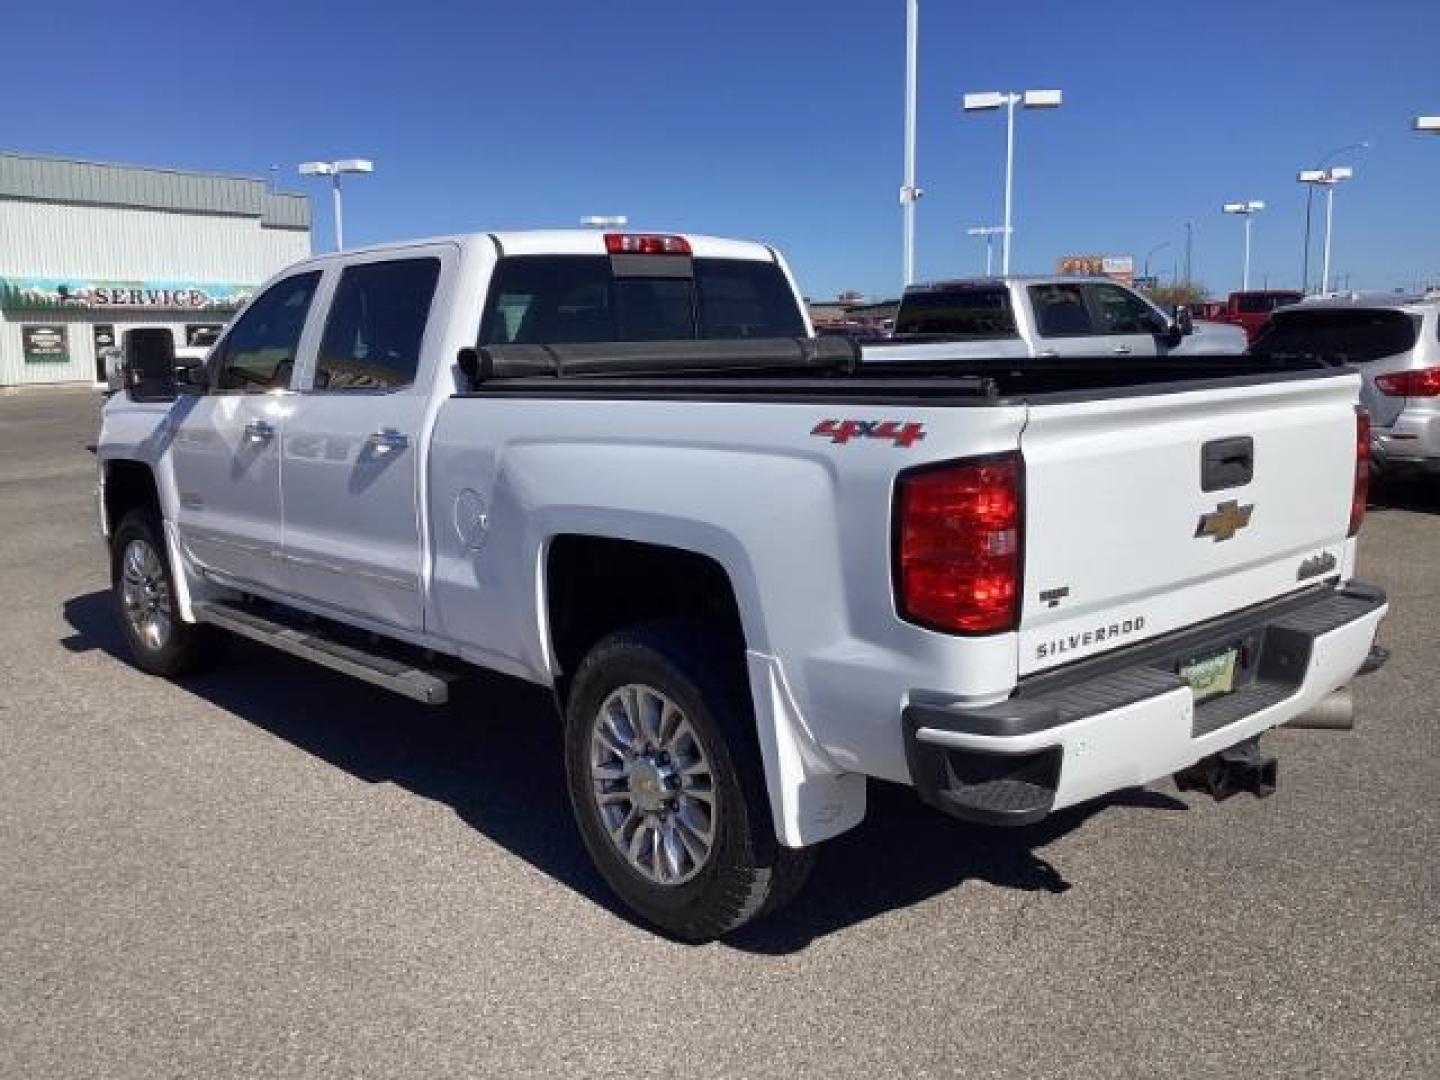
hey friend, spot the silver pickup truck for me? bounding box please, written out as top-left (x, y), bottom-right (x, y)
top-left (865, 276), bottom-right (1247, 364)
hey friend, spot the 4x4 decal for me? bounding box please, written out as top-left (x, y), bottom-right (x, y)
top-left (811, 419), bottom-right (927, 448)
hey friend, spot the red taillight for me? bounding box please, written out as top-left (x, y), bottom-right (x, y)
top-left (1350, 407), bottom-right (1370, 537)
top-left (896, 455), bottom-right (1022, 634)
top-left (604, 233), bottom-right (692, 256)
top-left (1374, 367), bottom-right (1440, 397)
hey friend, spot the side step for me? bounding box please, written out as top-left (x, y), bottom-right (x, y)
top-left (192, 601), bottom-right (456, 705)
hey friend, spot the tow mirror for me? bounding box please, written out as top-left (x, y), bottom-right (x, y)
top-left (122, 329), bottom-right (178, 403)
top-left (1174, 305), bottom-right (1195, 336)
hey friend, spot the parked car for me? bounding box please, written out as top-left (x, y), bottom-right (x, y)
top-left (1251, 296), bottom-right (1440, 481)
top-left (863, 276), bottom-right (1246, 365)
top-left (1212, 290), bottom-right (1304, 342)
top-left (96, 230), bottom-right (1386, 939)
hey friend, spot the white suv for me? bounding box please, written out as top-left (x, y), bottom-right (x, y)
top-left (1253, 297), bottom-right (1440, 482)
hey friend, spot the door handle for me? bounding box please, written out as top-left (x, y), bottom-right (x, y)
top-left (1111, 345), bottom-right (1133, 355)
top-left (366, 428), bottom-right (409, 454)
top-left (1037, 349), bottom-right (1059, 358)
top-left (243, 419), bottom-right (275, 442)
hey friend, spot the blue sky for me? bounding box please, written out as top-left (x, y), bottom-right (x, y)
top-left (3, 0), bottom-right (1438, 299)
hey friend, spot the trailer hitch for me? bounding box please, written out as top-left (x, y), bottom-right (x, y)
top-left (1174, 737), bottom-right (1277, 801)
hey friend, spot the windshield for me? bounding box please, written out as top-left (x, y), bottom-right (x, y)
top-left (481, 256), bottom-right (805, 344)
top-left (1251, 308), bottom-right (1420, 363)
top-left (893, 286), bottom-right (1017, 337)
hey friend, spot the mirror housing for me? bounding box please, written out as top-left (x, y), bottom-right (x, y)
top-left (174, 356), bottom-right (209, 394)
top-left (122, 329), bottom-right (178, 403)
top-left (1174, 304), bottom-right (1195, 336)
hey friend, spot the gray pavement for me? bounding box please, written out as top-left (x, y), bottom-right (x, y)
top-left (1, 386), bottom-right (1435, 1079)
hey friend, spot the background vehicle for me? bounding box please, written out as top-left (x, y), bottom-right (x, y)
top-left (863, 276), bottom-right (1246, 364)
top-left (1213, 289), bottom-right (1304, 342)
top-left (1252, 296), bottom-right (1440, 481)
top-left (96, 231), bottom-right (1385, 939)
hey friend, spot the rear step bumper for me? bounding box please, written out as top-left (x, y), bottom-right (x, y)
top-left (903, 581), bottom-right (1388, 826)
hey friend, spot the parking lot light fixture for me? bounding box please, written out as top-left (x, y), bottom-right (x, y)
top-left (1297, 168), bottom-right (1355, 294)
top-left (298, 158), bottom-right (375, 250)
top-left (1300, 141), bottom-right (1368, 294)
top-left (900, 0), bottom-right (921, 288)
top-left (962, 88), bottom-right (1063, 275)
top-left (1222, 201), bottom-right (1264, 291)
top-left (1414, 116), bottom-right (1440, 133)
top-left (966, 225), bottom-right (1008, 275)
top-left (580, 216), bottom-right (628, 229)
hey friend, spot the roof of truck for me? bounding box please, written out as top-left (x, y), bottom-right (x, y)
top-left (904, 275), bottom-right (1122, 292)
top-left (322, 229), bottom-right (779, 263)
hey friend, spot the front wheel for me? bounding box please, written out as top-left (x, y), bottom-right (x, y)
top-left (111, 510), bottom-right (222, 677)
top-left (563, 620), bottom-right (813, 941)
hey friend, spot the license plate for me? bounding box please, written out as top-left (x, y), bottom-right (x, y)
top-left (1179, 648), bottom-right (1238, 702)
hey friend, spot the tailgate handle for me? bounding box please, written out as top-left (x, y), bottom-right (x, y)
top-left (1201, 436), bottom-right (1254, 491)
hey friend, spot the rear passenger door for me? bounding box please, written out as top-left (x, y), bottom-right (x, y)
top-left (279, 247), bottom-right (452, 632)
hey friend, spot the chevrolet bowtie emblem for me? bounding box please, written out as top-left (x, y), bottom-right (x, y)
top-left (1195, 499), bottom-right (1254, 542)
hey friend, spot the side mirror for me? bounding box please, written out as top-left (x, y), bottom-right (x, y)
top-left (122, 328), bottom-right (178, 403)
top-left (1174, 305), bottom-right (1195, 336)
top-left (175, 357), bottom-right (208, 394)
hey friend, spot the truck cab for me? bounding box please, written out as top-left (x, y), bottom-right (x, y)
top-left (864, 276), bottom-right (1247, 365)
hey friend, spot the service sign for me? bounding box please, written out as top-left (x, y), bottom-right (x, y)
top-left (0, 277), bottom-right (255, 313)
top-left (22, 324), bottom-right (69, 364)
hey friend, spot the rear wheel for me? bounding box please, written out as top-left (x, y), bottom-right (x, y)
top-left (111, 510), bottom-right (222, 676)
top-left (563, 620), bottom-right (813, 941)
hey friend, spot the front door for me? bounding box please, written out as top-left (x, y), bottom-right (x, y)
top-left (279, 250), bottom-right (449, 632)
top-left (1027, 282), bottom-right (1157, 358)
top-left (1084, 282), bottom-right (1163, 359)
top-left (169, 271), bottom-right (322, 593)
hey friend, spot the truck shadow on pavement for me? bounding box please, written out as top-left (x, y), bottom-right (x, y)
top-left (62, 589), bottom-right (1187, 955)
top-left (1368, 478), bottom-right (1440, 516)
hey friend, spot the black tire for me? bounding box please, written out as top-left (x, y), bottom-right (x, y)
top-left (563, 619), bottom-right (814, 941)
top-left (111, 509), bottom-right (223, 677)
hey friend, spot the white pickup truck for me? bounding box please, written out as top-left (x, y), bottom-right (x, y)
top-left (865, 276), bottom-right (1247, 364)
top-left (97, 230), bottom-right (1387, 939)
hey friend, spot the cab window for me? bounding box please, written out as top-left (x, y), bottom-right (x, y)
top-left (1029, 283), bottom-right (1093, 337)
top-left (316, 258), bottom-right (441, 391)
top-left (213, 272), bottom-right (321, 392)
top-left (1088, 284), bottom-right (1161, 334)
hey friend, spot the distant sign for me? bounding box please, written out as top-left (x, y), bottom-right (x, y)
top-left (22, 324), bottom-right (69, 364)
top-left (1057, 254), bottom-right (1135, 284)
top-left (0, 277), bottom-right (255, 313)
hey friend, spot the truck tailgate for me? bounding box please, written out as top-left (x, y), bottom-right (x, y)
top-left (1017, 373), bottom-right (1360, 676)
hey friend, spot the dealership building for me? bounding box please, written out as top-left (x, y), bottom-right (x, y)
top-left (0, 152), bottom-right (311, 388)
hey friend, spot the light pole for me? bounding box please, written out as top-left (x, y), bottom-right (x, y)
top-left (961, 88), bottom-right (1062, 275)
top-left (298, 158), bottom-right (374, 250)
top-left (1144, 240), bottom-right (1171, 283)
top-left (1222, 201), bottom-right (1265, 291)
top-left (1298, 167), bottom-right (1353, 295)
top-left (1300, 141), bottom-right (1367, 294)
top-left (966, 225), bottom-right (1007, 275)
top-left (900, 0), bottom-right (922, 287)
top-left (1183, 220), bottom-right (1193, 285)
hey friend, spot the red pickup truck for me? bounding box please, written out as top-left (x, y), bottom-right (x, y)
top-left (1214, 290), bottom-right (1304, 342)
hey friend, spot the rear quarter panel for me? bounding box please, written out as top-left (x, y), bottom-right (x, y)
top-left (426, 394), bottom-right (1028, 783)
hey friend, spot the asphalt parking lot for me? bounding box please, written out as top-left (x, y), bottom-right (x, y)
top-left (1, 386), bottom-right (1435, 1079)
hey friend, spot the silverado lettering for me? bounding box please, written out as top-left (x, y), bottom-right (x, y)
top-left (1036, 617), bottom-right (1147, 660)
